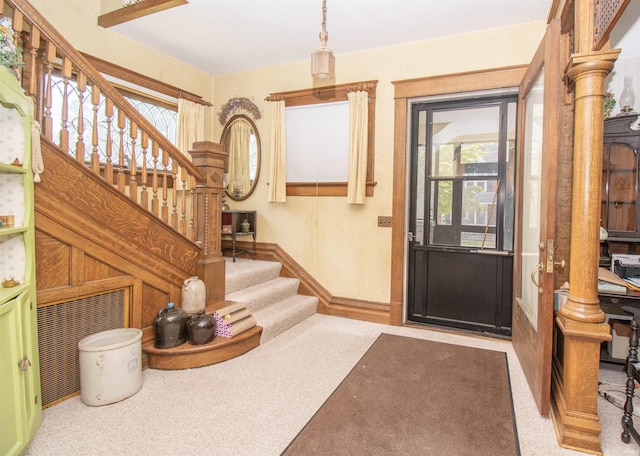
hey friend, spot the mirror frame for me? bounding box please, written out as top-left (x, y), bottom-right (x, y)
top-left (220, 114), bottom-right (261, 201)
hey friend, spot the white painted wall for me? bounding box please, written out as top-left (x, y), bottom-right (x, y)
top-left (607, 1), bottom-right (640, 114)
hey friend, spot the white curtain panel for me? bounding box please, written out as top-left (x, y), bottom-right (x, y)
top-left (177, 97), bottom-right (205, 158)
top-left (228, 118), bottom-right (252, 195)
top-left (347, 91), bottom-right (368, 204)
top-left (268, 100), bottom-right (286, 203)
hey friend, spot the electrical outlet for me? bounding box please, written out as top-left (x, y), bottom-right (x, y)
top-left (378, 216), bottom-right (392, 228)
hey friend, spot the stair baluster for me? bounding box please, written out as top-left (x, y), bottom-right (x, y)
top-left (117, 108), bottom-right (126, 191)
top-left (42, 41), bottom-right (55, 139)
top-left (59, 57), bottom-right (71, 153)
top-left (75, 72), bottom-right (86, 163)
top-left (140, 131), bottom-right (149, 209)
top-left (90, 84), bottom-right (100, 173)
top-left (128, 121), bottom-right (138, 201)
top-left (151, 142), bottom-right (160, 216)
top-left (104, 98), bottom-right (114, 183)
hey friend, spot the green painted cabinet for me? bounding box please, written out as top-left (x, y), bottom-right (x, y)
top-left (0, 66), bottom-right (41, 455)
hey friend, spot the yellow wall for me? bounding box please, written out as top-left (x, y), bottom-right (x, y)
top-left (29, 0), bottom-right (216, 138)
top-left (213, 21), bottom-right (546, 304)
top-left (29, 0), bottom-right (545, 304)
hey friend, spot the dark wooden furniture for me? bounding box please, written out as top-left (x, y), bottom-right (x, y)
top-left (599, 115), bottom-right (640, 363)
top-left (601, 114), bottom-right (640, 267)
top-left (621, 306), bottom-right (640, 446)
top-left (222, 210), bottom-right (256, 262)
top-left (599, 291), bottom-right (640, 363)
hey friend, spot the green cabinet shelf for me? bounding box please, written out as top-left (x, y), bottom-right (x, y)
top-left (0, 66), bottom-right (42, 456)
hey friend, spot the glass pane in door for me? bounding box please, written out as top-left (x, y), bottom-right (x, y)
top-left (431, 107), bottom-right (500, 178)
top-left (461, 179), bottom-right (499, 248)
top-left (605, 143), bottom-right (638, 233)
top-left (415, 110), bottom-right (427, 245)
top-left (519, 70), bottom-right (545, 328)
top-left (428, 105), bottom-right (503, 248)
top-left (503, 102), bottom-right (517, 251)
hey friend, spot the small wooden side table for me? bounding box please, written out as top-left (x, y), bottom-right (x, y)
top-left (221, 210), bottom-right (256, 262)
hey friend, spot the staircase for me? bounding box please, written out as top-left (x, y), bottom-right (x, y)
top-left (225, 258), bottom-right (318, 344)
top-left (4, 0), bottom-right (320, 380)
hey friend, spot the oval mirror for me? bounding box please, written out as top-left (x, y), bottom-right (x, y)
top-left (220, 114), bottom-right (261, 201)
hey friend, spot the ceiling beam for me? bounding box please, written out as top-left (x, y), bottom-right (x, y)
top-left (98, 0), bottom-right (188, 28)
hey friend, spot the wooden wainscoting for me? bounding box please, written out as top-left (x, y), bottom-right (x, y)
top-left (35, 139), bottom-right (199, 341)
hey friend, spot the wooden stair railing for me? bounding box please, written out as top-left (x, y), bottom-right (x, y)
top-left (2, 0), bottom-right (202, 240)
top-left (6, 0), bottom-right (247, 371)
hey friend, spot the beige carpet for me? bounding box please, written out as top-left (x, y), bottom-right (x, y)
top-left (25, 314), bottom-right (632, 455)
top-left (282, 333), bottom-right (519, 455)
top-left (224, 258), bottom-right (317, 343)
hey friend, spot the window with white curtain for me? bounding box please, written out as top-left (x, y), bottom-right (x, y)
top-left (285, 101), bottom-right (350, 183)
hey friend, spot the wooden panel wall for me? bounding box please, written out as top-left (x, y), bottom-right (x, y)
top-left (34, 139), bottom-right (201, 341)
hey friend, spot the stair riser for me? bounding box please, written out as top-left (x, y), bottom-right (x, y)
top-left (225, 260), bottom-right (282, 294)
top-left (226, 280), bottom-right (301, 313)
top-left (255, 297), bottom-right (318, 344)
top-left (225, 259), bottom-right (317, 345)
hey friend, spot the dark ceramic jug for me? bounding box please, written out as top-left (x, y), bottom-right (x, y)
top-left (153, 302), bottom-right (187, 349)
top-left (186, 310), bottom-right (216, 345)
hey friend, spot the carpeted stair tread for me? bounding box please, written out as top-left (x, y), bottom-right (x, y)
top-left (224, 258), bottom-right (318, 345)
top-left (253, 295), bottom-right (318, 344)
top-left (224, 258), bottom-right (282, 294)
top-left (225, 277), bottom-right (301, 313)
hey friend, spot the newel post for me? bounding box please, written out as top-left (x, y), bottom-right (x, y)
top-left (551, 50), bottom-right (619, 455)
top-left (191, 141), bottom-right (228, 305)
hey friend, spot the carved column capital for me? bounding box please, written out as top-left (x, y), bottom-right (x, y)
top-left (565, 50), bottom-right (620, 84)
top-left (190, 141), bottom-right (228, 189)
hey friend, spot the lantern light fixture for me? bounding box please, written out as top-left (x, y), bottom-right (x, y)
top-left (311, 0), bottom-right (335, 80)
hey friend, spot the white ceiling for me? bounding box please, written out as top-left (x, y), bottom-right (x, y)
top-left (111, 0), bottom-right (554, 77)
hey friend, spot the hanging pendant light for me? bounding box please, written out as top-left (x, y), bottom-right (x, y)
top-left (311, 0), bottom-right (335, 80)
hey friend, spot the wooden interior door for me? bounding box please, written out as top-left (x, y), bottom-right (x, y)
top-left (512, 19), bottom-right (562, 416)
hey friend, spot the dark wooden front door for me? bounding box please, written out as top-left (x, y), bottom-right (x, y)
top-left (407, 96), bottom-right (517, 336)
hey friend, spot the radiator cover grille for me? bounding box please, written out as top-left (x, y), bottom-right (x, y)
top-left (37, 290), bottom-right (126, 407)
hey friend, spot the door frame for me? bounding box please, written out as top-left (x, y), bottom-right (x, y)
top-left (390, 66), bottom-right (529, 325)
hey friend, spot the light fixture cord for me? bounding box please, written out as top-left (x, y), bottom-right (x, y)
top-left (319, 0), bottom-right (328, 46)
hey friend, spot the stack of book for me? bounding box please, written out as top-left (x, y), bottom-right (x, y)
top-left (213, 303), bottom-right (257, 338)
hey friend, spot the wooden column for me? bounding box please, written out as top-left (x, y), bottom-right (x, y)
top-left (560, 51), bottom-right (619, 323)
top-left (191, 141), bottom-right (228, 305)
top-left (551, 50), bottom-right (619, 455)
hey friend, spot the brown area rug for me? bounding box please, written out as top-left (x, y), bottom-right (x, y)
top-left (282, 333), bottom-right (520, 456)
